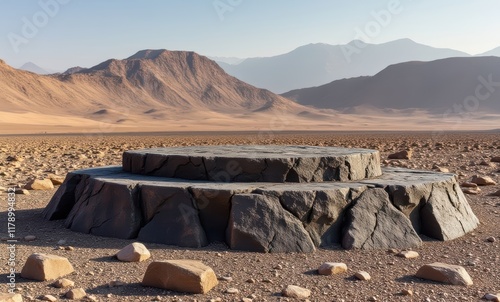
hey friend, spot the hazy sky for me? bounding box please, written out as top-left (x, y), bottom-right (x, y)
top-left (1, 0), bottom-right (499, 70)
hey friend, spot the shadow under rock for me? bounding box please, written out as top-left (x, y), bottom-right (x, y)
top-left (395, 275), bottom-right (441, 285)
top-left (86, 282), bottom-right (197, 298)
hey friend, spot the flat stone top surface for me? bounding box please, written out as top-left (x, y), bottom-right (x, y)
top-left (124, 145), bottom-right (378, 158)
top-left (122, 145), bottom-right (381, 182)
top-left (70, 166), bottom-right (456, 192)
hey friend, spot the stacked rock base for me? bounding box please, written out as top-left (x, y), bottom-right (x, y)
top-left (43, 146), bottom-right (479, 252)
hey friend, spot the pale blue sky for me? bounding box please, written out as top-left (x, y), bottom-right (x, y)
top-left (1, 0), bottom-right (499, 70)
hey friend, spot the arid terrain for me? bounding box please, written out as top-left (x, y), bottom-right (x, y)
top-left (0, 132), bottom-right (499, 301)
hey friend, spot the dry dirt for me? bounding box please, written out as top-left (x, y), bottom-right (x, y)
top-left (0, 131), bottom-right (499, 302)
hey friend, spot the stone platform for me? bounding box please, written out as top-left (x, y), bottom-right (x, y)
top-left (43, 145), bottom-right (479, 253)
top-left (122, 145), bottom-right (382, 182)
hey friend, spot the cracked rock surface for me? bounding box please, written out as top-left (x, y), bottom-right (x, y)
top-left (43, 165), bottom-right (478, 252)
top-left (122, 145), bottom-right (382, 182)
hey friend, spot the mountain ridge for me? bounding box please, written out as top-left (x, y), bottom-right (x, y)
top-left (282, 56), bottom-right (500, 113)
top-left (218, 39), bottom-right (471, 93)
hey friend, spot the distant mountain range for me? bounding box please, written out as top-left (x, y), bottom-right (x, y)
top-left (480, 46), bottom-right (500, 57)
top-left (282, 56), bottom-right (500, 113)
top-left (216, 39), bottom-right (472, 93)
top-left (1, 50), bottom-right (305, 118)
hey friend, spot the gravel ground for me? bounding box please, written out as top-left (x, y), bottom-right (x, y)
top-left (0, 132), bottom-right (499, 302)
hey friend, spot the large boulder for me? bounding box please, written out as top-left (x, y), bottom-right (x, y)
top-left (419, 181), bottom-right (479, 241)
top-left (137, 185), bottom-right (207, 247)
top-left (342, 189), bottom-right (422, 249)
top-left (416, 262), bottom-right (473, 286)
top-left (226, 194), bottom-right (315, 252)
top-left (21, 253), bottom-right (74, 281)
top-left (142, 260), bottom-right (218, 294)
top-left (64, 177), bottom-right (142, 239)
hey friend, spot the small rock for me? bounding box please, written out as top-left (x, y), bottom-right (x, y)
top-left (462, 187), bottom-right (481, 195)
top-left (21, 253), bottom-right (74, 281)
top-left (116, 242), bottom-right (150, 262)
top-left (354, 271), bottom-right (371, 281)
top-left (415, 262), bottom-right (473, 286)
top-left (368, 297), bottom-right (377, 301)
top-left (387, 248), bottom-right (399, 254)
top-left (471, 175), bottom-right (497, 186)
top-left (397, 251), bottom-right (419, 259)
top-left (434, 166), bottom-right (450, 173)
top-left (225, 288), bottom-right (239, 294)
top-left (219, 276), bottom-right (233, 282)
top-left (401, 289), bottom-right (413, 296)
top-left (52, 278), bottom-right (75, 288)
top-left (388, 150), bottom-right (412, 160)
top-left (483, 293), bottom-right (500, 301)
top-left (317, 262), bottom-right (348, 275)
top-left (14, 188), bottom-right (29, 195)
top-left (6, 155), bottom-right (23, 162)
top-left (480, 161), bottom-right (493, 166)
top-left (25, 179), bottom-right (54, 190)
top-left (65, 288), bottom-right (86, 300)
top-left (0, 293), bottom-right (23, 302)
top-left (142, 260), bottom-right (218, 294)
top-left (486, 236), bottom-right (496, 243)
top-left (41, 294), bottom-right (58, 301)
top-left (65, 246), bottom-right (75, 251)
top-left (241, 298), bottom-right (253, 302)
top-left (48, 174), bottom-right (65, 186)
top-left (281, 285), bottom-right (311, 299)
top-left (24, 235), bottom-right (36, 241)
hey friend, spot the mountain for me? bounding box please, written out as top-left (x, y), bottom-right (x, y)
top-left (219, 39), bottom-right (469, 93)
top-left (2, 50), bottom-right (300, 114)
top-left (1, 50), bottom-right (333, 134)
top-left (18, 62), bottom-right (57, 75)
top-left (282, 56), bottom-right (500, 113)
top-left (479, 46), bottom-right (500, 57)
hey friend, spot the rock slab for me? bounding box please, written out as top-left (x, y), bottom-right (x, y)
top-left (318, 262), bottom-right (348, 275)
top-left (416, 262), bottom-right (473, 286)
top-left (142, 260), bottom-right (218, 294)
top-left (122, 145), bottom-right (382, 182)
top-left (21, 253), bottom-right (74, 281)
top-left (43, 166), bottom-right (479, 252)
top-left (282, 285), bottom-right (311, 299)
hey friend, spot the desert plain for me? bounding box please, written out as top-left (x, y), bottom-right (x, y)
top-left (0, 131), bottom-right (499, 302)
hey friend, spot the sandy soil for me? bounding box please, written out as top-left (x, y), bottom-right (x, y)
top-left (0, 132), bottom-right (499, 301)
top-left (1, 111), bottom-right (500, 135)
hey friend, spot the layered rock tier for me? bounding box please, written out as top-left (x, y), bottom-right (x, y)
top-left (122, 145), bottom-right (382, 182)
top-left (43, 145), bottom-right (479, 253)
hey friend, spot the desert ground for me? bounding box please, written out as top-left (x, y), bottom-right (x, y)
top-left (0, 131), bottom-right (499, 302)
